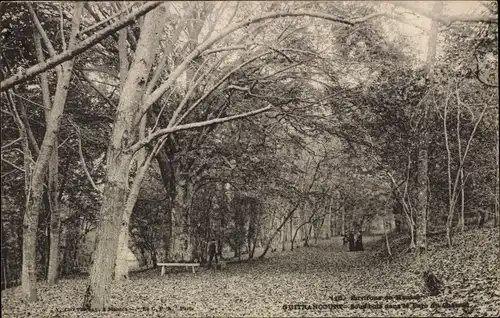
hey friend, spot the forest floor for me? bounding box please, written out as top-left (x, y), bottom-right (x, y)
top-left (1, 227), bottom-right (499, 317)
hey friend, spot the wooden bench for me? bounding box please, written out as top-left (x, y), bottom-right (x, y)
top-left (158, 263), bottom-right (200, 275)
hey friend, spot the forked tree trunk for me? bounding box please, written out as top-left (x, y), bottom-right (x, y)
top-left (114, 137), bottom-right (149, 280)
top-left (22, 4), bottom-right (83, 300)
top-left (34, 26), bottom-right (62, 286)
top-left (83, 5), bottom-right (167, 310)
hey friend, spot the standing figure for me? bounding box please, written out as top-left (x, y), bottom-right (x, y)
top-left (348, 231), bottom-right (355, 251)
top-left (207, 237), bottom-right (219, 268)
top-left (342, 233), bottom-right (349, 247)
top-left (354, 231), bottom-right (364, 251)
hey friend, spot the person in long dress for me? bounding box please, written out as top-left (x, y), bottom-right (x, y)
top-left (207, 238), bottom-right (219, 268)
top-left (348, 231), bottom-right (355, 251)
top-left (354, 231), bottom-right (364, 251)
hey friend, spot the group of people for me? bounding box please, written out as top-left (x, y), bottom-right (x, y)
top-left (342, 230), bottom-right (364, 251)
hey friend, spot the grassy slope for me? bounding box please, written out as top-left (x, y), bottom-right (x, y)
top-left (1, 228), bottom-right (499, 317)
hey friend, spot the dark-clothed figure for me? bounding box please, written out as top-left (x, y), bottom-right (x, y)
top-left (207, 238), bottom-right (218, 268)
top-left (354, 231), bottom-right (364, 251)
top-left (348, 231), bottom-right (355, 251)
top-left (342, 233), bottom-right (349, 246)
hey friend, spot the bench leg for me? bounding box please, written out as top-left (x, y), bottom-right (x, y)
top-left (161, 266), bottom-right (165, 276)
top-left (192, 266), bottom-right (195, 274)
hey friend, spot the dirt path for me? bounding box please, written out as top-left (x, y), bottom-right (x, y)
top-left (3, 232), bottom-right (497, 317)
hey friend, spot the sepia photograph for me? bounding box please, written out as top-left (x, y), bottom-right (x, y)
top-left (0, 1), bottom-right (498, 317)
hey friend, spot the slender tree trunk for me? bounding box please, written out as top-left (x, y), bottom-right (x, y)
top-left (283, 217), bottom-right (288, 251)
top-left (496, 116), bottom-right (499, 229)
top-left (22, 4), bottom-right (82, 300)
top-left (301, 202), bottom-right (306, 242)
top-left (281, 226), bottom-right (285, 251)
top-left (47, 148), bottom-right (60, 285)
top-left (416, 0), bottom-right (442, 253)
top-left (457, 100), bottom-right (465, 232)
top-left (383, 219), bottom-right (392, 257)
top-left (327, 198), bottom-right (332, 239)
top-left (114, 131), bottom-right (151, 280)
top-left (260, 204), bottom-right (300, 259)
top-left (341, 202), bottom-right (345, 235)
top-left (34, 25), bottom-right (61, 285)
top-left (83, 5), bottom-right (167, 310)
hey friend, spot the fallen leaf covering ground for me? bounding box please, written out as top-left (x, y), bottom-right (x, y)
top-left (2, 228), bottom-right (499, 317)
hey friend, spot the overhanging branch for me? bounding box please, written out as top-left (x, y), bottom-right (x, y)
top-left (127, 105), bottom-right (272, 154)
top-left (0, 1), bottom-right (162, 91)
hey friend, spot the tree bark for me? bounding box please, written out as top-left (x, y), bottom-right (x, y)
top-left (496, 113), bottom-right (499, 229)
top-left (341, 200), bottom-right (345, 235)
top-left (34, 25), bottom-right (62, 286)
top-left (47, 147), bottom-right (60, 285)
top-left (457, 102), bottom-right (465, 232)
top-left (82, 4), bottom-right (168, 310)
top-left (416, 0), bottom-right (442, 253)
top-left (383, 219), bottom-right (392, 257)
top-left (327, 197), bottom-right (332, 238)
top-left (169, 180), bottom-right (195, 261)
top-left (21, 4), bottom-right (82, 300)
top-left (114, 221), bottom-right (130, 280)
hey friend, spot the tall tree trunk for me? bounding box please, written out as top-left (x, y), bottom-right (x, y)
top-left (383, 219), bottom-right (392, 257)
top-left (47, 148), bottom-right (60, 284)
top-left (83, 5), bottom-right (167, 310)
top-left (341, 201), bottom-right (345, 235)
top-left (169, 181), bottom-right (194, 261)
top-left (281, 226), bottom-right (285, 251)
top-left (496, 115), bottom-right (499, 229)
top-left (327, 198), bottom-right (332, 239)
top-left (34, 24), bottom-right (61, 285)
top-left (416, 0), bottom-right (442, 253)
top-left (114, 129), bottom-right (150, 280)
top-left (456, 98), bottom-right (465, 232)
top-left (21, 4), bottom-right (82, 301)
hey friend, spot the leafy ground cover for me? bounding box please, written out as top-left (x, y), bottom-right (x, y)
top-left (2, 228), bottom-right (499, 317)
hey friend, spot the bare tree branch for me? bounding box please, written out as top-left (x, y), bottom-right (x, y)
top-left (1, 137), bottom-right (22, 150)
top-left (201, 45), bottom-right (247, 55)
top-left (1, 1), bottom-right (162, 91)
top-left (68, 119), bottom-right (102, 194)
top-left (142, 9), bottom-right (404, 114)
top-left (74, 70), bottom-right (117, 109)
top-left (81, 2), bottom-right (138, 35)
top-left (128, 105), bottom-right (272, 154)
top-left (1, 157), bottom-right (25, 172)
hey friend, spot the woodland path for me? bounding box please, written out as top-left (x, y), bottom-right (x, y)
top-left (2, 230), bottom-right (498, 317)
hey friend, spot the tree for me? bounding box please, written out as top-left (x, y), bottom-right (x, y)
top-left (19, 3), bottom-right (83, 301)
